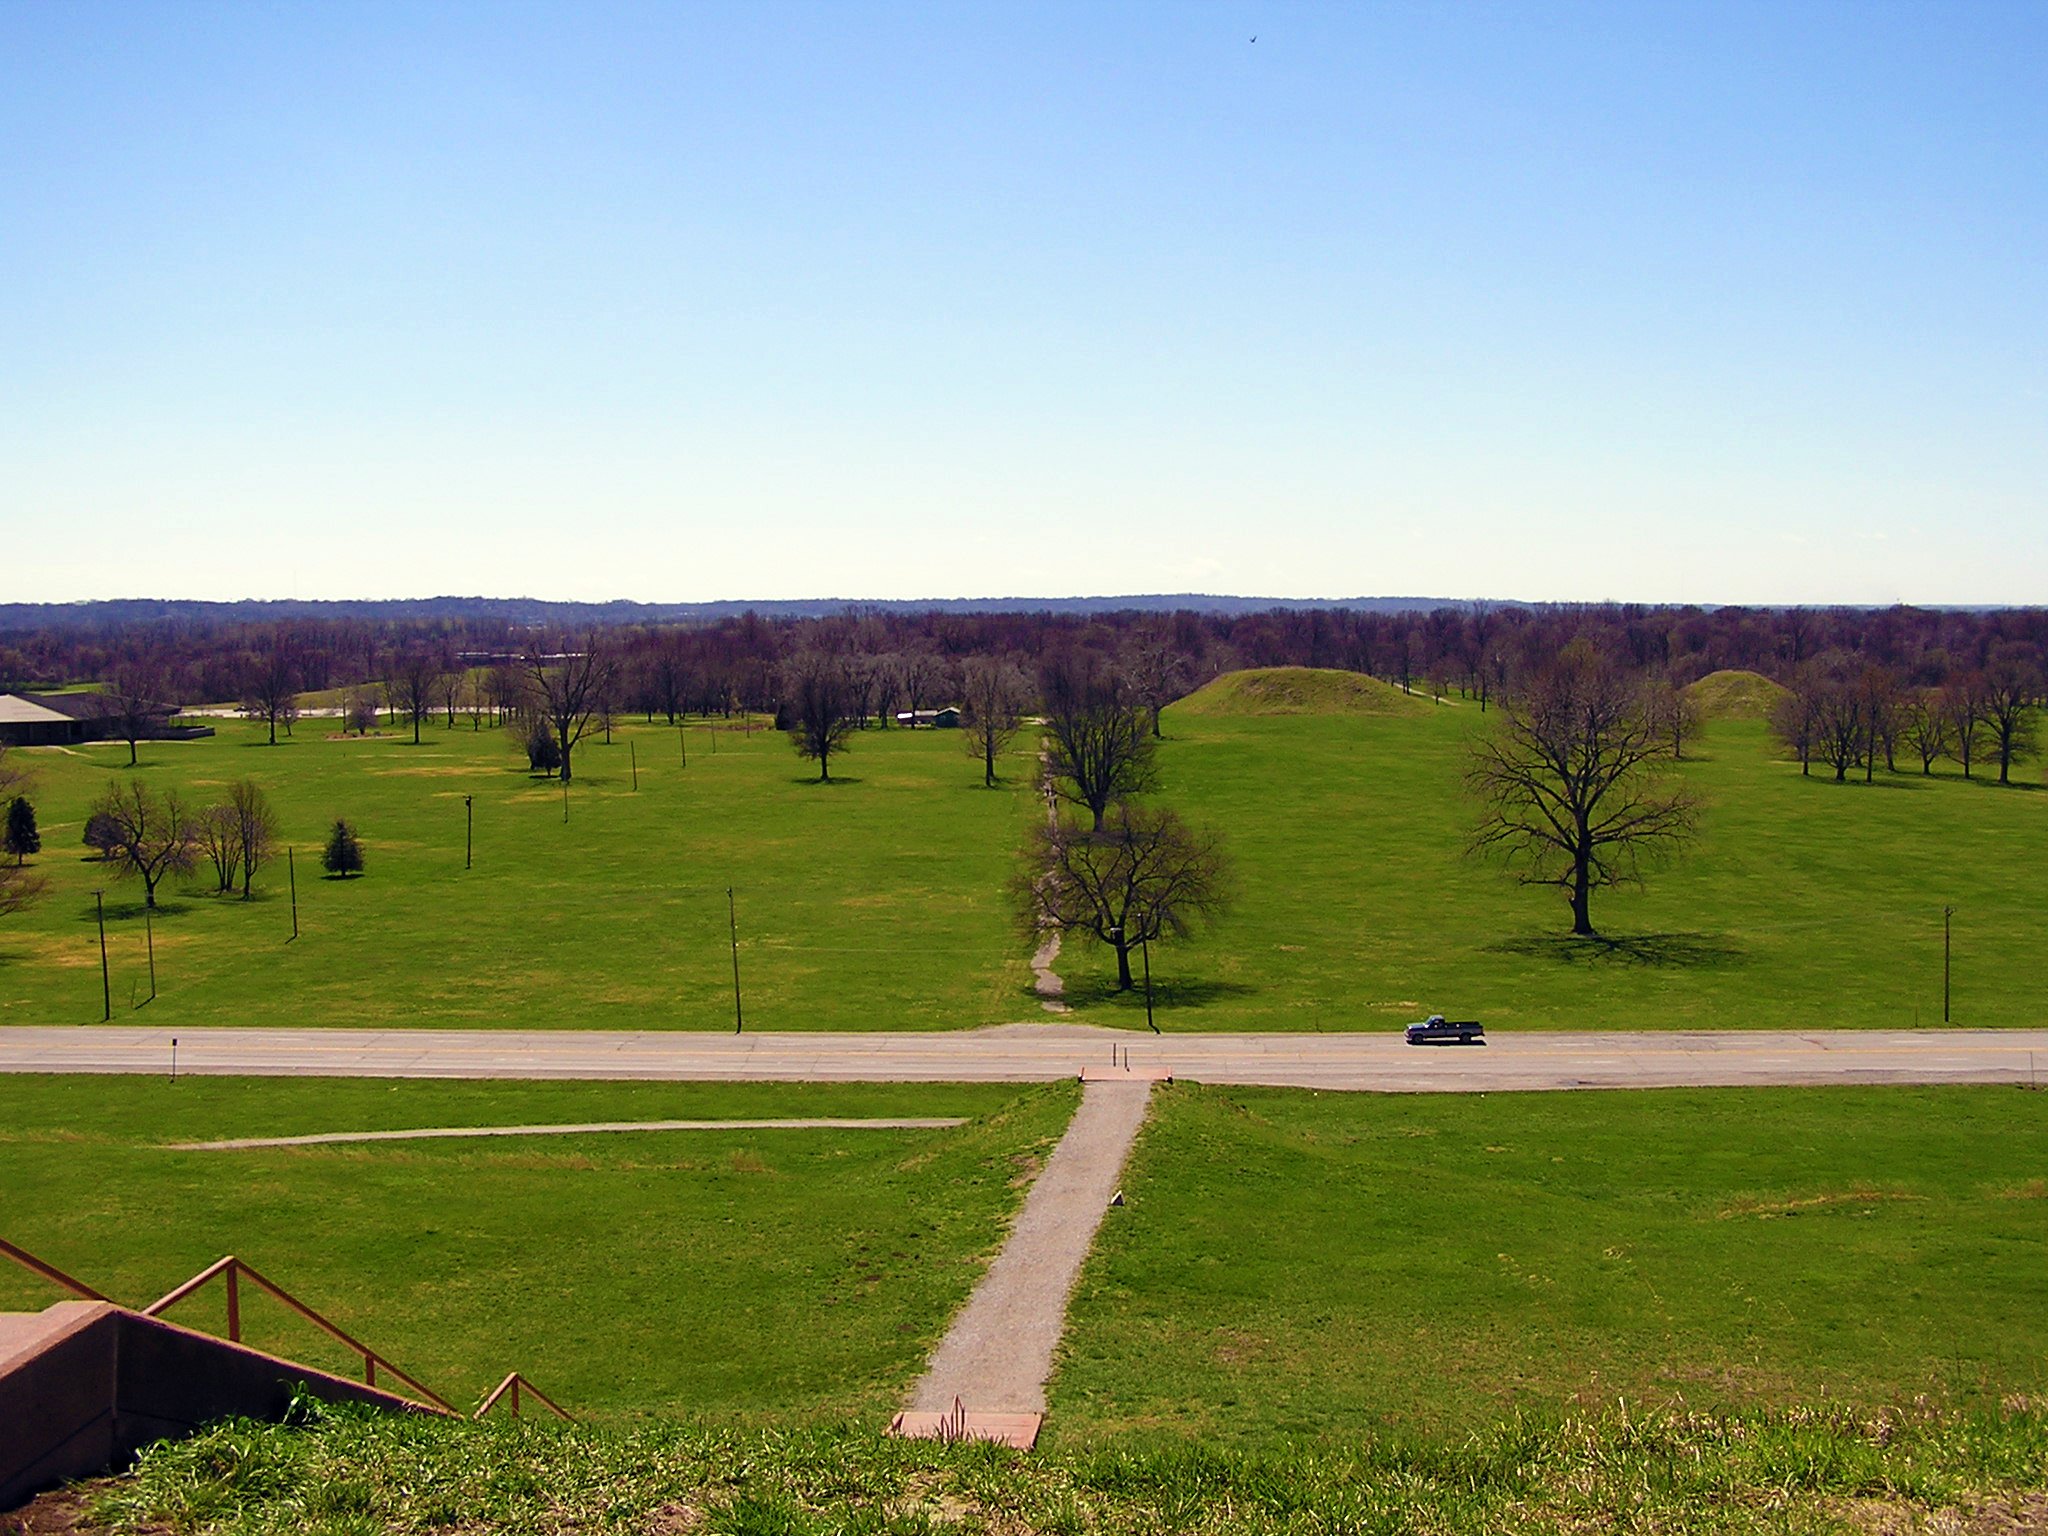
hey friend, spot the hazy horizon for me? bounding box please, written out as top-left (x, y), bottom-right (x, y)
top-left (6, 2), bottom-right (2044, 607)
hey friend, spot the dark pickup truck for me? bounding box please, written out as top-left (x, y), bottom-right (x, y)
top-left (1404, 1014), bottom-right (1485, 1046)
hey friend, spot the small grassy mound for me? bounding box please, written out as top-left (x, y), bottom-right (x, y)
top-left (1684, 669), bottom-right (1790, 720)
top-left (1174, 667), bottom-right (1430, 718)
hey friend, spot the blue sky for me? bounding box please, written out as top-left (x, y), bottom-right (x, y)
top-left (3, 1), bottom-right (2044, 605)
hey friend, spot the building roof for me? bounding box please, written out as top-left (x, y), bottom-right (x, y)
top-left (23, 692), bottom-right (121, 721)
top-left (0, 693), bottom-right (78, 725)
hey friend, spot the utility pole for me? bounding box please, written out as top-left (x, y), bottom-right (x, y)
top-left (728, 886), bottom-right (743, 1033)
top-left (562, 776), bottom-right (569, 824)
top-left (144, 907), bottom-right (157, 1004)
top-left (464, 796), bottom-right (474, 870)
top-left (1141, 934), bottom-right (1157, 1035)
top-left (288, 847), bottom-right (299, 940)
top-left (630, 741), bottom-right (639, 791)
top-left (95, 891), bottom-right (110, 1022)
top-left (679, 726), bottom-right (687, 768)
top-left (1943, 904), bottom-right (1953, 1023)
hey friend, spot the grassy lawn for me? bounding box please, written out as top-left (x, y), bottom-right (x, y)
top-left (1058, 692), bottom-right (2048, 1031)
top-left (1051, 1084), bottom-right (2048, 1444)
top-left (0, 715), bottom-right (1039, 1031)
top-left (0, 1074), bottom-right (1078, 1423)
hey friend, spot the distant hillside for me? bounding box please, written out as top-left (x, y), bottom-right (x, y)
top-left (1684, 669), bottom-right (1790, 720)
top-left (1174, 667), bottom-right (1433, 718)
top-left (0, 594), bottom-right (1479, 635)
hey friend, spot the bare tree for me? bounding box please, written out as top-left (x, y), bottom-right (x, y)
top-left (780, 648), bottom-right (857, 781)
top-left (485, 664), bottom-right (525, 726)
top-left (1121, 633), bottom-right (1190, 738)
top-left (91, 779), bottom-right (198, 909)
top-left (239, 643), bottom-right (301, 745)
top-left (1468, 642), bottom-right (1699, 936)
top-left (1898, 693), bottom-right (1952, 776)
top-left (388, 644), bottom-right (450, 746)
top-left (229, 779), bottom-right (280, 898)
top-left (104, 663), bottom-right (170, 766)
top-left (960, 656), bottom-right (1031, 786)
top-left (1943, 677), bottom-right (1988, 779)
top-left (1642, 672), bottom-right (1701, 761)
top-left (1981, 645), bottom-right (2040, 785)
top-left (898, 648), bottom-right (949, 725)
top-left (1770, 671), bottom-right (1820, 776)
top-left (197, 804), bottom-right (243, 893)
top-left (524, 632), bottom-right (619, 782)
top-left (1013, 805), bottom-right (1230, 992)
top-left (1041, 651), bottom-right (1159, 832)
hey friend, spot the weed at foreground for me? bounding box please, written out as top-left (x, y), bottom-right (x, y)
top-left (88, 1401), bottom-right (2048, 1535)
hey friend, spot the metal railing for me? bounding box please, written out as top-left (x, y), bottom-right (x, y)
top-left (3, 1236), bottom-right (570, 1422)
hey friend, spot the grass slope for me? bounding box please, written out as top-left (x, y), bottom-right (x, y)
top-left (1174, 666), bottom-right (1431, 718)
top-left (0, 1074), bottom-right (1078, 1422)
top-left (0, 716), bottom-right (1037, 1031)
top-left (1685, 669), bottom-right (1792, 720)
top-left (1053, 1083), bottom-right (2048, 1444)
top-left (1056, 704), bottom-right (2048, 1030)
top-left (74, 1406), bottom-right (2048, 1536)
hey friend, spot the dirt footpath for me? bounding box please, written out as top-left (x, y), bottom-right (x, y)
top-left (907, 1078), bottom-right (1152, 1415)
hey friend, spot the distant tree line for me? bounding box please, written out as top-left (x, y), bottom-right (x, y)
top-left (8, 603), bottom-right (2048, 796)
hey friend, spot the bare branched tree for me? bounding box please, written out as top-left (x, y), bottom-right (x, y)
top-left (524, 632), bottom-right (619, 782)
top-left (780, 648), bottom-right (857, 781)
top-left (91, 779), bottom-right (198, 909)
top-left (389, 645), bottom-right (451, 746)
top-left (961, 655), bottom-right (1031, 787)
top-left (104, 663), bottom-right (170, 766)
top-left (1899, 692), bottom-right (1952, 775)
top-left (198, 804), bottom-right (243, 893)
top-left (1012, 805), bottom-right (1230, 992)
top-left (239, 641), bottom-right (301, 745)
top-left (1041, 651), bottom-right (1159, 832)
top-left (1467, 641), bottom-right (1699, 936)
top-left (229, 779), bottom-right (280, 898)
top-left (1981, 644), bottom-right (2040, 785)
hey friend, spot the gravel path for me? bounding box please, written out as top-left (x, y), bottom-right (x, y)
top-left (907, 1078), bottom-right (1152, 1415)
top-left (169, 1117), bottom-right (967, 1151)
top-left (1029, 931), bottom-right (1070, 1013)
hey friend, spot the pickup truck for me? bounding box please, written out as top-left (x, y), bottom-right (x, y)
top-left (1404, 1014), bottom-right (1485, 1046)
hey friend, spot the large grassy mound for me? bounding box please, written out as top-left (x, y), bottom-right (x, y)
top-left (1684, 668), bottom-right (1790, 720)
top-left (1175, 666), bottom-right (1431, 717)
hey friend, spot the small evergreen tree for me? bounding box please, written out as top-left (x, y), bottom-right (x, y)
top-left (524, 718), bottom-right (562, 774)
top-left (4, 798), bottom-right (37, 866)
top-left (322, 819), bottom-right (365, 878)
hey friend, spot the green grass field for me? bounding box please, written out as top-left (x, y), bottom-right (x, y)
top-left (3, 670), bottom-right (2043, 1033)
top-left (1053, 1083), bottom-right (2048, 1444)
top-left (1058, 681), bottom-right (2048, 1031)
top-left (0, 1074), bottom-right (1078, 1423)
top-left (0, 715), bottom-right (1040, 1031)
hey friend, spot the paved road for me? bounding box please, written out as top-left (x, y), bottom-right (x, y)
top-left (3, 1023), bottom-right (2044, 1091)
top-left (907, 1079), bottom-right (1151, 1416)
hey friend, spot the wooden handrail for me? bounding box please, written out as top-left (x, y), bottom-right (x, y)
top-left (476, 1370), bottom-right (574, 1422)
top-left (6, 1237), bottom-right (567, 1424)
top-left (0, 1236), bottom-right (113, 1302)
top-left (144, 1255), bottom-right (457, 1415)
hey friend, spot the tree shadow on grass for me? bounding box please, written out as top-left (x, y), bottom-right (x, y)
top-left (1051, 974), bottom-right (1261, 1013)
top-left (1489, 931), bottom-right (1747, 970)
top-left (787, 776), bottom-right (865, 787)
top-left (77, 897), bottom-right (190, 924)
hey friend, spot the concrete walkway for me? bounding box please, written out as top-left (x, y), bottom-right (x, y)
top-left (907, 1078), bottom-right (1152, 1417)
top-left (169, 1117), bottom-right (967, 1151)
top-left (3, 1024), bottom-right (2043, 1092)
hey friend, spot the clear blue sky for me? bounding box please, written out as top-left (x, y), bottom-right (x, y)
top-left (4, 1), bottom-right (2044, 606)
